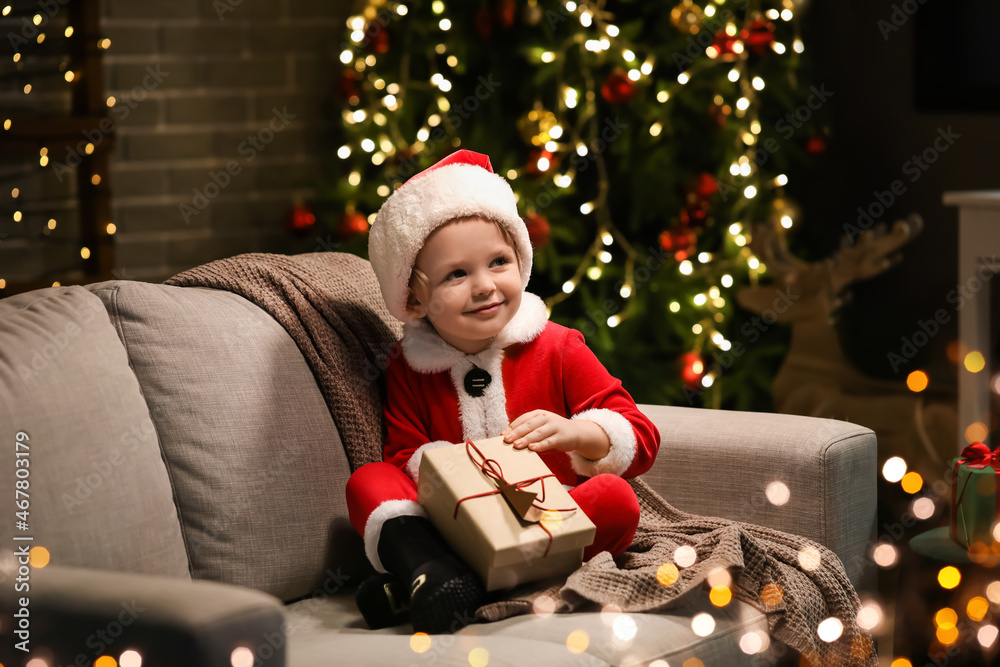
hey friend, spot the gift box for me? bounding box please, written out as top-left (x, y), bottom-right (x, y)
top-left (417, 436), bottom-right (596, 591)
top-left (950, 442), bottom-right (1000, 548)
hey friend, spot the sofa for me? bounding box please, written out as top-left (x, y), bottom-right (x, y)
top-left (0, 265), bottom-right (877, 666)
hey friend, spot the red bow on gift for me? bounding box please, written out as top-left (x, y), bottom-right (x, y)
top-left (454, 438), bottom-right (576, 557)
top-left (951, 442), bottom-right (1000, 546)
top-left (959, 442), bottom-right (998, 469)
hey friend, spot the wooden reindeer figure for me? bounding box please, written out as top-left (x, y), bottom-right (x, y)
top-left (736, 215), bottom-right (957, 483)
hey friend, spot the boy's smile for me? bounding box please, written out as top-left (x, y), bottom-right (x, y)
top-left (409, 217), bottom-right (523, 354)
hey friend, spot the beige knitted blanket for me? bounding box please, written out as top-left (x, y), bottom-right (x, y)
top-left (166, 252), bottom-right (875, 666)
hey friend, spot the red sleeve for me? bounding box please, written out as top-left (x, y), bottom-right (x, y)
top-left (560, 329), bottom-right (660, 479)
top-left (382, 350), bottom-right (452, 479)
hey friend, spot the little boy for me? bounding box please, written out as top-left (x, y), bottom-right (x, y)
top-left (346, 150), bottom-right (660, 634)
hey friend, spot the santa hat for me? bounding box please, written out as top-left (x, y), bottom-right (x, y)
top-left (368, 150), bottom-right (533, 324)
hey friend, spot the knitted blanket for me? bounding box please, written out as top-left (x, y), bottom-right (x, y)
top-left (166, 252), bottom-right (875, 666)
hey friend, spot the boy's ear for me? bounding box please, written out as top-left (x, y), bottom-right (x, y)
top-left (406, 292), bottom-right (427, 319)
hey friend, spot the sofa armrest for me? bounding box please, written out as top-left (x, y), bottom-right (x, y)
top-left (1, 565), bottom-right (286, 666)
top-left (637, 404), bottom-right (876, 592)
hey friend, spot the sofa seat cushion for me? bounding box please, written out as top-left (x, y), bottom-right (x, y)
top-left (283, 590), bottom-right (770, 666)
top-left (88, 281), bottom-right (362, 602)
top-left (0, 287), bottom-right (189, 577)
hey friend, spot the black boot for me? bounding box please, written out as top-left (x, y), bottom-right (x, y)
top-left (377, 515), bottom-right (487, 634)
top-left (355, 572), bottom-right (410, 629)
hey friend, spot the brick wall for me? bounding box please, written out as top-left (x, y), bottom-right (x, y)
top-left (102, 0), bottom-right (346, 281)
top-left (0, 0), bottom-right (348, 286)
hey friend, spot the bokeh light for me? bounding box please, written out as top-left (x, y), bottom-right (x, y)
top-left (656, 562), bottom-right (679, 587)
top-left (912, 497), bottom-right (935, 520)
top-left (872, 543), bottom-right (898, 568)
top-left (230, 648), bottom-right (253, 667)
top-left (709, 585), bottom-right (732, 607)
top-left (965, 422), bottom-right (989, 444)
top-left (817, 617), bottom-right (843, 642)
top-left (566, 629), bottom-right (589, 654)
top-left (410, 633), bottom-right (432, 653)
top-left (798, 546), bottom-right (821, 571)
top-left (964, 351), bottom-right (986, 373)
top-left (765, 481), bottom-right (790, 505)
top-left (938, 567), bottom-right (961, 589)
top-left (967, 596), bottom-right (989, 622)
top-left (882, 457), bottom-right (907, 482)
top-left (674, 545), bottom-right (697, 567)
top-left (906, 370), bottom-right (928, 392)
top-left (760, 583), bottom-right (783, 606)
top-left (978, 625), bottom-right (999, 648)
top-left (900, 471), bottom-right (923, 494)
top-left (468, 647), bottom-right (489, 667)
top-left (691, 612), bottom-right (715, 637)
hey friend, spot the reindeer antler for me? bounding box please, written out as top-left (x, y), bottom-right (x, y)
top-left (736, 213), bottom-right (923, 322)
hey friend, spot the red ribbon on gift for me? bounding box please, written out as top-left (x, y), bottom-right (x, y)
top-left (454, 438), bottom-right (576, 557)
top-left (950, 442), bottom-right (1000, 545)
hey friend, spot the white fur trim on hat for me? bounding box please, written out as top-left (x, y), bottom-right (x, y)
top-left (405, 440), bottom-right (454, 482)
top-left (568, 409), bottom-right (637, 477)
top-left (368, 152), bottom-right (533, 324)
top-left (363, 499), bottom-right (427, 573)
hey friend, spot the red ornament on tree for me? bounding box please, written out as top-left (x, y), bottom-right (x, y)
top-left (475, 7), bottom-right (493, 39)
top-left (525, 149), bottom-right (555, 176)
top-left (337, 210), bottom-right (369, 238)
top-left (679, 200), bottom-right (710, 228)
top-left (740, 19), bottom-right (775, 54)
top-left (806, 134), bottom-right (827, 155)
top-left (600, 69), bottom-right (636, 105)
top-left (365, 23), bottom-right (390, 54)
top-left (693, 173), bottom-right (718, 201)
top-left (658, 226), bottom-right (697, 260)
top-left (523, 212), bottom-right (550, 248)
top-left (680, 352), bottom-right (705, 387)
top-left (709, 30), bottom-right (742, 61)
top-left (335, 71), bottom-right (359, 100)
top-left (496, 0), bottom-right (517, 29)
top-left (285, 204), bottom-right (316, 234)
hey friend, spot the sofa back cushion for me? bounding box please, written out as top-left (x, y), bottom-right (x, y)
top-left (89, 282), bottom-right (361, 602)
top-left (0, 287), bottom-right (190, 578)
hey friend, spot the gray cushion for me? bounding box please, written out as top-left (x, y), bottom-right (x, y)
top-left (0, 287), bottom-right (189, 578)
top-left (89, 281), bottom-right (361, 602)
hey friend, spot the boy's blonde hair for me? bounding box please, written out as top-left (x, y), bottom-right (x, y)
top-left (406, 217), bottom-right (521, 313)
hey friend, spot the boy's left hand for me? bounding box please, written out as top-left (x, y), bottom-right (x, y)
top-left (502, 409), bottom-right (610, 460)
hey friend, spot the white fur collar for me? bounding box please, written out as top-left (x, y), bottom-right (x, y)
top-left (400, 292), bottom-right (549, 373)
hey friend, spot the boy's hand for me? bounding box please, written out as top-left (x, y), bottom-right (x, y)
top-left (502, 410), bottom-right (611, 461)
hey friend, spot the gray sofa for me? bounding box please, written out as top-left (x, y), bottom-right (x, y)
top-left (0, 271), bottom-right (876, 666)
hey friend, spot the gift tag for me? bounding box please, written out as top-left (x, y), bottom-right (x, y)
top-left (496, 479), bottom-right (544, 523)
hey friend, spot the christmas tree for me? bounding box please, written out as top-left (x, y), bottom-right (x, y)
top-left (323, 0), bottom-right (825, 409)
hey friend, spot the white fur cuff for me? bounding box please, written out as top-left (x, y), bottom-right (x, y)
top-left (405, 440), bottom-right (454, 482)
top-left (363, 499), bottom-right (427, 573)
top-left (569, 409), bottom-right (637, 477)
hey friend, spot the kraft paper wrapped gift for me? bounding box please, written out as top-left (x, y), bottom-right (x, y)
top-left (418, 436), bottom-right (596, 591)
top-left (950, 443), bottom-right (1000, 548)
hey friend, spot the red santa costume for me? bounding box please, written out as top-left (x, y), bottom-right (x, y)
top-left (346, 149), bottom-right (660, 576)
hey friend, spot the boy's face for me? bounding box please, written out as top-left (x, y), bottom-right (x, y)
top-left (409, 217), bottom-right (522, 354)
